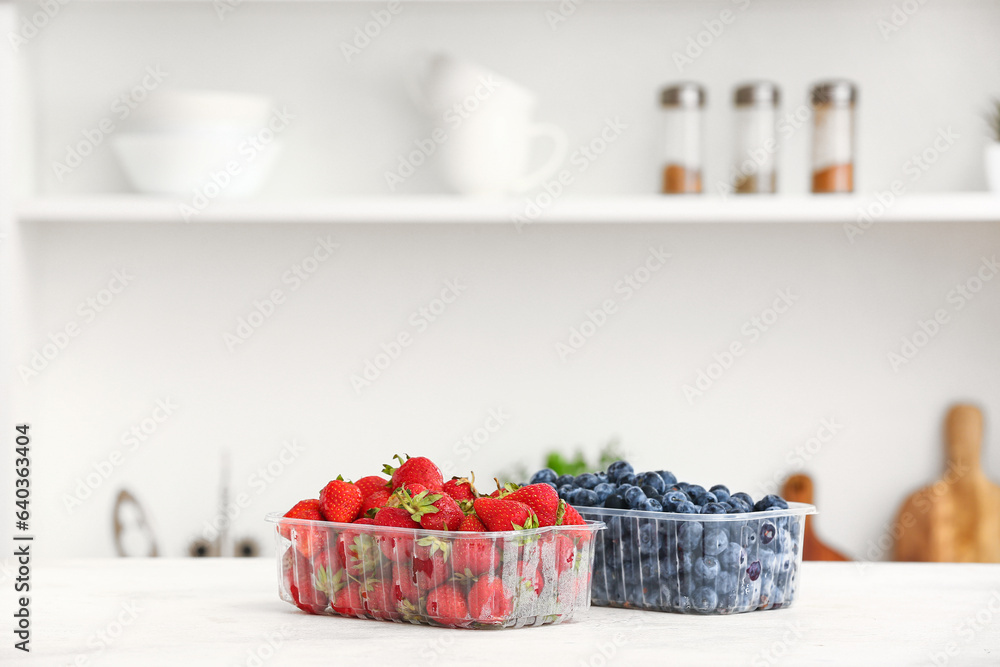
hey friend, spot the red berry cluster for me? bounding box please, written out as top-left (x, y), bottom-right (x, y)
top-left (277, 454), bottom-right (594, 628)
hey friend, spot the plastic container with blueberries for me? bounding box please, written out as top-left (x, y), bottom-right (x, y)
top-left (574, 503), bottom-right (816, 614)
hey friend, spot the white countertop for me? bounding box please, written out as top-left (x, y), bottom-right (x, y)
top-left (12, 559), bottom-right (1000, 666)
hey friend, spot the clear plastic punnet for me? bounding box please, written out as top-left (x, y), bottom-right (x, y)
top-left (575, 503), bottom-right (816, 614)
top-left (267, 513), bottom-right (605, 629)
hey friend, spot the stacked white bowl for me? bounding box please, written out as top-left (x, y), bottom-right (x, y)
top-left (111, 90), bottom-right (283, 197)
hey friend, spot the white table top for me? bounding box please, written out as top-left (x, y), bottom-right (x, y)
top-left (11, 559), bottom-right (1000, 666)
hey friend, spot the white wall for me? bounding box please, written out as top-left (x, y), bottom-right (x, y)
top-left (12, 0), bottom-right (1000, 559)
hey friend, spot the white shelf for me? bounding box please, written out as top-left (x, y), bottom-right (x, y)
top-left (16, 193), bottom-right (1000, 225)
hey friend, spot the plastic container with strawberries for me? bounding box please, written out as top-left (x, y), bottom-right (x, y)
top-left (269, 455), bottom-right (605, 629)
top-left (268, 514), bottom-right (604, 629)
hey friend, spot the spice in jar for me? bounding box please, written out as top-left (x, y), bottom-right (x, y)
top-left (660, 83), bottom-right (705, 194)
top-left (732, 82), bottom-right (780, 194)
top-left (810, 81), bottom-right (857, 193)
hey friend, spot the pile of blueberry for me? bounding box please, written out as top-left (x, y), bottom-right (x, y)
top-left (528, 460), bottom-right (790, 515)
top-left (527, 461), bottom-right (803, 614)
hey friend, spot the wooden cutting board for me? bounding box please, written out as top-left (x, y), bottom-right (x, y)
top-left (781, 473), bottom-right (850, 561)
top-left (893, 404), bottom-right (1000, 563)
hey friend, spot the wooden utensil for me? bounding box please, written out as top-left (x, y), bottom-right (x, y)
top-left (893, 404), bottom-right (1000, 563)
top-left (781, 473), bottom-right (850, 561)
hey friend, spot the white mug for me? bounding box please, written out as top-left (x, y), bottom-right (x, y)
top-left (409, 52), bottom-right (568, 197)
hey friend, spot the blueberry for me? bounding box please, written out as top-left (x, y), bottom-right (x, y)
top-left (623, 486), bottom-right (647, 509)
top-left (558, 484), bottom-right (574, 498)
top-left (594, 482), bottom-right (615, 502)
top-left (709, 485), bottom-right (731, 503)
top-left (753, 494), bottom-right (788, 511)
top-left (728, 498), bottom-right (751, 513)
top-left (709, 483), bottom-right (730, 496)
top-left (746, 560), bottom-right (762, 581)
top-left (675, 501), bottom-right (700, 514)
top-left (687, 485), bottom-right (707, 498)
top-left (576, 473), bottom-right (599, 490)
top-left (657, 470), bottom-right (678, 486)
top-left (542, 481), bottom-right (557, 491)
top-left (663, 491), bottom-right (687, 506)
top-left (529, 468), bottom-right (558, 485)
top-left (604, 493), bottom-right (627, 509)
top-left (703, 528), bottom-right (729, 557)
top-left (638, 521), bottom-right (658, 555)
top-left (619, 473), bottom-right (637, 487)
top-left (576, 489), bottom-right (599, 506)
top-left (741, 525), bottom-right (759, 550)
top-left (691, 491), bottom-right (718, 506)
top-left (715, 571), bottom-right (738, 597)
top-left (596, 472), bottom-right (609, 483)
top-left (640, 498), bottom-right (663, 512)
top-left (759, 522), bottom-right (776, 544)
top-left (700, 502), bottom-right (727, 514)
top-left (677, 521), bottom-right (704, 551)
top-left (731, 492), bottom-right (754, 508)
top-left (639, 484), bottom-right (658, 499)
top-left (556, 474), bottom-right (575, 488)
top-left (675, 482), bottom-right (691, 493)
top-left (606, 460), bottom-right (634, 483)
top-left (718, 542), bottom-right (747, 570)
top-left (637, 472), bottom-right (666, 495)
top-left (694, 556), bottom-right (720, 583)
top-left (692, 586), bottom-right (718, 612)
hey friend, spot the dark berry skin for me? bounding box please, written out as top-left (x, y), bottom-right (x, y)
top-left (606, 460), bottom-right (634, 483)
top-left (760, 522), bottom-right (777, 544)
top-left (754, 494), bottom-right (789, 511)
top-left (576, 473), bottom-right (599, 490)
top-left (576, 489), bottom-right (599, 506)
top-left (637, 472), bottom-right (666, 495)
top-left (731, 492), bottom-right (754, 508)
top-left (657, 470), bottom-right (678, 486)
top-left (619, 473), bottom-right (638, 487)
top-left (556, 474), bottom-right (575, 488)
top-left (604, 494), bottom-right (627, 509)
top-left (701, 502), bottom-right (727, 514)
top-left (530, 468), bottom-right (558, 485)
top-left (747, 560), bottom-right (762, 581)
top-left (641, 485), bottom-right (660, 498)
top-left (594, 482), bottom-right (615, 502)
top-left (675, 501), bottom-right (700, 514)
top-left (640, 498), bottom-right (663, 512)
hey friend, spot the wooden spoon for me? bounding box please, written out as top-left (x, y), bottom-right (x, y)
top-left (781, 473), bottom-right (849, 561)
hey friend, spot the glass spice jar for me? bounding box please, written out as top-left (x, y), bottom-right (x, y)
top-left (810, 80), bottom-right (857, 193)
top-left (660, 83), bottom-right (705, 194)
top-left (732, 82), bottom-right (780, 194)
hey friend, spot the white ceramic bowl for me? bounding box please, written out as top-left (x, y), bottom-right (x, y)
top-left (111, 131), bottom-right (284, 197)
top-left (126, 90), bottom-right (274, 133)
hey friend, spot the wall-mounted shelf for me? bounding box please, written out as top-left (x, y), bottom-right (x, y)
top-left (16, 193), bottom-right (1000, 225)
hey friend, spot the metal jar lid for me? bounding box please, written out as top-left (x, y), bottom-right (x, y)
top-left (734, 81), bottom-right (780, 107)
top-left (660, 82), bottom-right (705, 109)
top-left (811, 80), bottom-right (857, 106)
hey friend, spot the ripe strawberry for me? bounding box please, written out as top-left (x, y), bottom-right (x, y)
top-left (488, 479), bottom-right (519, 498)
top-left (412, 538), bottom-right (451, 590)
top-left (361, 488), bottom-right (393, 518)
top-left (416, 493), bottom-right (465, 532)
top-left (283, 548), bottom-right (332, 614)
top-left (472, 497), bottom-right (539, 532)
top-left (442, 476), bottom-right (476, 502)
top-left (392, 562), bottom-right (420, 604)
top-left (458, 514), bottom-right (487, 532)
top-left (467, 575), bottom-right (513, 623)
top-left (451, 537), bottom-right (498, 577)
top-left (331, 583), bottom-right (366, 616)
top-left (353, 517), bottom-right (376, 525)
top-left (425, 585), bottom-right (470, 627)
top-left (555, 499), bottom-right (586, 526)
top-left (363, 579), bottom-right (403, 621)
top-left (318, 479), bottom-right (363, 523)
top-left (373, 506), bottom-right (418, 560)
top-left (505, 483), bottom-right (560, 527)
top-left (281, 499), bottom-right (326, 558)
top-left (337, 527), bottom-right (381, 578)
top-left (355, 475), bottom-right (389, 499)
top-left (551, 533), bottom-right (578, 574)
top-left (383, 454), bottom-right (444, 491)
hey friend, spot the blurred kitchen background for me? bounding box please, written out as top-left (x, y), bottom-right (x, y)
top-left (2, 0), bottom-right (1000, 560)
